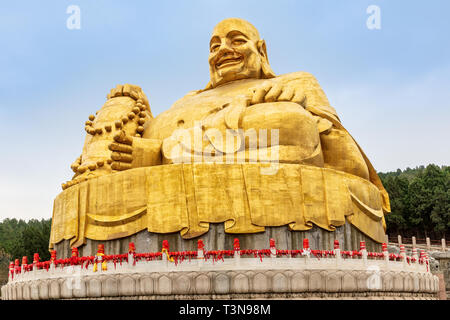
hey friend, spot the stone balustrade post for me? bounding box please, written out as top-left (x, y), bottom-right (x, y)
top-left (269, 238), bottom-right (276, 261)
top-left (32, 253), bottom-right (40, 277)
top-left (360, 241), bottom-right (368, 265)
top-left (441, 238), bottom-right (446, 252)
top-left (334, 240), bottom-right (341, 268)
top-left (302, 238), bottom-right (311, 260)
top-left (233, 238), bottom-right (240, 266)
top-left (412, 247), bottom-right (418, 263)
top-left (128, 242), bottom-right (136, 267)
top-left (14, 259), bottom-right (21, 280)
top-left (382, 243), bottom-right (389, 268)
top-left (8, 261), bottom-right (14, 282)
top-left (198, 239), bottom-right (205, 267)
top-left (21, 256), bottom-right (28, 275)
top-left (161, 240), bottom-right (169, 267)
top-left (399, 244), bottom-right (406, 266)
top-left (426, 237), bottom-right (431, 251)
top-left (50, 250), bottom-right (57, 271)
top-left (397, 235), bottom-right (402, 246)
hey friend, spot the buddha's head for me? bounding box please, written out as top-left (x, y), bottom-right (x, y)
top-left (206, 18), bottom-right (275, 89)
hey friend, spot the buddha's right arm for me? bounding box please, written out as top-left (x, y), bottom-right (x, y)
top-left (63, 84), bottom-right (159, 189)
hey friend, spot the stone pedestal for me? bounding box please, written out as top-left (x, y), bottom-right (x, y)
top-left (2, 254), bottom-right (439, 300)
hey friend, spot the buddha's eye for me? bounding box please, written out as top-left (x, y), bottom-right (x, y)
top-left (210, 44), bottom-right (220, 53)
top-left (232, 38), bottom-right (246, 46)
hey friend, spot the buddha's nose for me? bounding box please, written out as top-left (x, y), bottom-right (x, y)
top-left (216, 42), bottom-right (234, 56)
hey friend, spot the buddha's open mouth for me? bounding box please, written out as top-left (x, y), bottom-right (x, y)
top-left (216, 55), bottom-right (243, 69)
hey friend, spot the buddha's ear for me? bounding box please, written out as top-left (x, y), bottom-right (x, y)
top-left (257, 40), bottom-right (276, 79)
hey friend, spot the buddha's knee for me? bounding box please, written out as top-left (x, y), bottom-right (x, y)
top-left (241, 102), bottom-right (320, 151)
top-left (320, 128), bottom-right (370, 180)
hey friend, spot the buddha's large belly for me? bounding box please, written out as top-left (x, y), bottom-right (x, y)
top-left (157, 101), bottom-right (325, 166)
top-left (239, 102), bottom-right (323, 165)
top-left (242, 102), bottom-right (318, 146)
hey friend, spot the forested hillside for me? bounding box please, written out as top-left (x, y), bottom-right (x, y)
top-left (379, 164), bottom-right (449, 239)
top-left (0, 218), bottom-right (51, 263)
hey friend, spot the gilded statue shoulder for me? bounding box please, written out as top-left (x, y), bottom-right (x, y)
top-left (168, 90), bottom-right (203, 110)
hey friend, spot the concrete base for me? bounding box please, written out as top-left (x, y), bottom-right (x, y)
top-left (2, 253), bottom-right (439, 300)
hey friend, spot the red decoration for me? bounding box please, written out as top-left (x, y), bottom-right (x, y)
top-left (303, 238), bottom-right (309, 250)
top-left (14, 259), bottom-right (21, 274)
top-left (71, 247), bottom-right (79, 257)
top-left (162, 240), bottom-right (169, 251)
top-left (97, 244), bottom-right (105, 255)
top-left (7, 238), bottom-right (430, 275)
top-left (50, 250), bottom-right (57, 262)
top-left (359, 241), bottom-right (366, 251)
top-left (197, 239), bottom-right (204, 250)
top-left (269, 238), bottom-right (276, 248)
top-left (233, 238), bottom-right (240, 250)
top-left (334, 240), bottom-right (340, 249)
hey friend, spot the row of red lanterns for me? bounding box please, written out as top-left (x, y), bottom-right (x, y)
top-left (9, 238), bottom-right (429, 278)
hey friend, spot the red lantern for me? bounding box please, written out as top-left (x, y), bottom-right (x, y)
top-left (22, 256), bottom-right (28, 265)
top-left (360, 241), bottom-right (366, 251)
top-left (198, 239), bottom-right (205, 250)
top-left (303, 238), bottom-right (309, 250)
top-left (71, 247), bottom-right (79, 257)
top-left (382, 243), bottom-right (388, 252)
top-left (162, 240), bottom-right (169, 251)
top-left (128, 242), bottom-right (136, 253)
top-left (97, 244), bottom-right (105, 255)
top-left (269, 238), bottom-right (276, 248)
top-left (33, 253), bottom-right (40, 264)
top-left (233, 238), bottom-right (240, 250)
top-left (50, 250), bottom-right (57, 262)
top-left (14, 259), bottom-right (21, 274)
top-left (334, 240), bottom-right (340, 249)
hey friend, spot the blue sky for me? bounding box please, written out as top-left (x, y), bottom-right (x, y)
top-left (0, 0), bottom-right (449, 221)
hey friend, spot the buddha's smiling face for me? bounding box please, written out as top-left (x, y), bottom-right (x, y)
top-left (208, 19), bottom-right (264, 88)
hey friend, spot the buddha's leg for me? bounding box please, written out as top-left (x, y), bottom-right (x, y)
top-left (240, 102), bottom-right (324, 166)
top-left (320, 128), bottom-right (370, 180)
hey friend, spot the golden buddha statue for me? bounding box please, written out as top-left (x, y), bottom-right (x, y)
top-left (52, 18), bottom-right (390, 254)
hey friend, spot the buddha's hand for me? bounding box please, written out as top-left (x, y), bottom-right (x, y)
top-left (108, 130), bottom-right (162, 171)
top-left (106, 84), bottom-right (150, 110)
top-left (249, 80), bottom-right (306, 107)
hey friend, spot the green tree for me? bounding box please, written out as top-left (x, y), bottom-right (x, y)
top-left (0, 218), bottom-right (51, 262)
top-left (382, 175), bottom-right (409, 234)
top-left (380, 164), bottom-right (449, 238)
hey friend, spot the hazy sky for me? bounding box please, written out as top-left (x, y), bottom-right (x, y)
top-left (0, 0), bottom-right (449, 221)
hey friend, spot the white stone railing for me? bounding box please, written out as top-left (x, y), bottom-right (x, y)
top-left (7, 239), bottom-right (431, 284)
